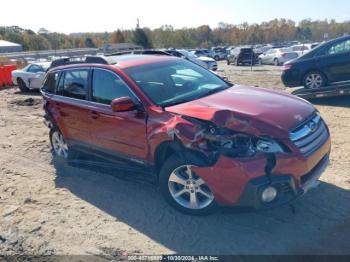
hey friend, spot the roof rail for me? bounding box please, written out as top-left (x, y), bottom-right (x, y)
top-left (49, 56), bottom-right (110, 69)
top-left (106, 50), bottom-right (172, 57)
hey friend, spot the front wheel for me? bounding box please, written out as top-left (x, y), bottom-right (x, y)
top-left (17, 78), bottom-right (29, 92)
top-left (303, 71), bottom-right (326, 89)
top-left (274, 58), bottom-right (280, 66)
top-left (159, 155), bottom-right (217, 215)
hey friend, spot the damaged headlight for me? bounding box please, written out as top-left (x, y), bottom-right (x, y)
top-left (181, 116), bottom-right (286, 158)
top-left (256, 138), bottom-right (284, 153)
top-left (204, 127), bottom-right (285, 157)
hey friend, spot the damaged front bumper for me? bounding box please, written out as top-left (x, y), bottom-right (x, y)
top-left (192, 136), bottom-right (331, 209)
top-left (237, 153), bottom-right (329, 209)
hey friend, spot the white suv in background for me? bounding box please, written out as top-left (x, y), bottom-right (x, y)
top-left (177, 49), bottom-right (218, 71)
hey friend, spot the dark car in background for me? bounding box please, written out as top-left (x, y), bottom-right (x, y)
top-left (282, 35), bottom-right (350, 89)
top-left (227, 47), bottom-right (255, 66)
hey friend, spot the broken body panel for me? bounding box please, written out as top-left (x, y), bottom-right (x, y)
top-left (147, 85), bottom-right (330, 207)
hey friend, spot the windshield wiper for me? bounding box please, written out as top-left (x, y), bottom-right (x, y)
top-left (161, 85), bottom-right (231, 108)
top-left (195, 85), bottom-right (231, 99)
top-left (160, 97), bottom-right (196, 108)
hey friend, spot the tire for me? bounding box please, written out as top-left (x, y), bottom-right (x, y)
top-left (17, 78), bottom-right (29, 92)
top-left (49, 127), bottom-right (76, 160)
top-left (159, 155), bottom-right (217, 216)
top-left (226, 59), bottom-right (230, 65)
top-left (258, 58), bottom-right (262, 65)
top-left (235, 59), bottom-right (240, 66)
top-left (214, 55), bottom-right (219, 61)
top-left (303, 71), bottom-right (326, 89)
top-left (274, 58), bottom-right (280, 66)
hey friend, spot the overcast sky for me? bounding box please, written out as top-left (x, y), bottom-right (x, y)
top-left (1, 0), bottom-right (349, 33)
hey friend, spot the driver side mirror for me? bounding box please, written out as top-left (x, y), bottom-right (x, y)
top-left (111, 97), bottom-right (137, 112)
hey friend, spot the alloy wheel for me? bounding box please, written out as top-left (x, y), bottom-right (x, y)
top-left (168, 165), bottom-right (214, 210)
top-left (52, 131), bottom-right (69, 159)
top-left (305, 73), bottom-right (323, 89)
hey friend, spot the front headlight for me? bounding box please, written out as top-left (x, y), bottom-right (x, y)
top-left (203, 126), bottom-right (285, 157)
top-left (256, 138), bottom-right (284, 153)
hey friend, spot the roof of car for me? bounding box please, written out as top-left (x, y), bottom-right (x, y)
top-left (49, 54), bottom-right (178, 72)
top-left (31, 62), bottom-right (51, 68)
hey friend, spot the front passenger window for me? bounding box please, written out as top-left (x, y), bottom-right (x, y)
top-left (92, 69), bottom-right (135, 105)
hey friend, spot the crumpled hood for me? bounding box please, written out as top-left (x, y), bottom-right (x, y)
top-left (166, 85), bottom-right (315, 137)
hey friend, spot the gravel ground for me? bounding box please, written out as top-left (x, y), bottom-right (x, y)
top-left (0, 62), bottom-right (349, 257)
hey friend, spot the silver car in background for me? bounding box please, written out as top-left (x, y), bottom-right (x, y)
top-left (288, 43), bottom-right (320, 57)
top-left (11, 62), bottom-right (51, 92)
top-left (258, 48), bottom-right (298, 66)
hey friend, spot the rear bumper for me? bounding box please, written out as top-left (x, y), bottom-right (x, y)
top-left (282, 70), bottom-right (302, 87)
top-left (238, 58), bottom-right (254, 64)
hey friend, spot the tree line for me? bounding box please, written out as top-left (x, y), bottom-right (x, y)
top-left (0, 19), bottom-right (349, 51)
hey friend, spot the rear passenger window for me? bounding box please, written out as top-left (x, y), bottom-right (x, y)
top-left (42, 72), bottom-right (59, 93)
top-left (92, 69), bottom-right (134, 105)
top-left (62, 70), bottom-right (89, 100)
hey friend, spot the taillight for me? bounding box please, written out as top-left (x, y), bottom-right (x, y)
top-left (283, 64), bottom-right (293, 71)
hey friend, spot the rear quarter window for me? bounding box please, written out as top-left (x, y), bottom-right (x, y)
top-left (42, 72), bottom-right (59, 93)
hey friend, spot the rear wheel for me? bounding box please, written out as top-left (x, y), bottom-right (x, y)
top-left (226, 59), bottom-right (230, 65)
top-left (50, 128), bottom-right (76, 160)
top-left (17, 78), bottom-right (29, 92)
top-left (274, 58), bottom-right (280, 66)
top-left (303, 71), bottom-right (326, 89)
top-left (159, 155), bottom-right (217, 215)
top-left (214, 55), bottom-right (219, 61)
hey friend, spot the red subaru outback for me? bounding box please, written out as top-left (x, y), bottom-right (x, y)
top-left (41, 55), bottom-right (331, 215)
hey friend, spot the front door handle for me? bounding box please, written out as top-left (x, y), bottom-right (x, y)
top-left (90, 111), bottom-right (99, 119)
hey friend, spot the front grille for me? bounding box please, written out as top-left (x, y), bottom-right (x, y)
top-left (290, 114), bottom-right (329, 156)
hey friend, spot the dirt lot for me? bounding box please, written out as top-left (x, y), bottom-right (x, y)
top-left (0, 62), bottom-right (349, 257)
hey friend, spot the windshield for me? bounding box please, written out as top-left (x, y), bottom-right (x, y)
top-left (124, 60), bottom-right (231, 107)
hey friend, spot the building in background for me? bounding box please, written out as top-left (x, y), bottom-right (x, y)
top-left (0, 40), bottom-right (23, 53)
top-left (101, 43), bottom-right (142, 54)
